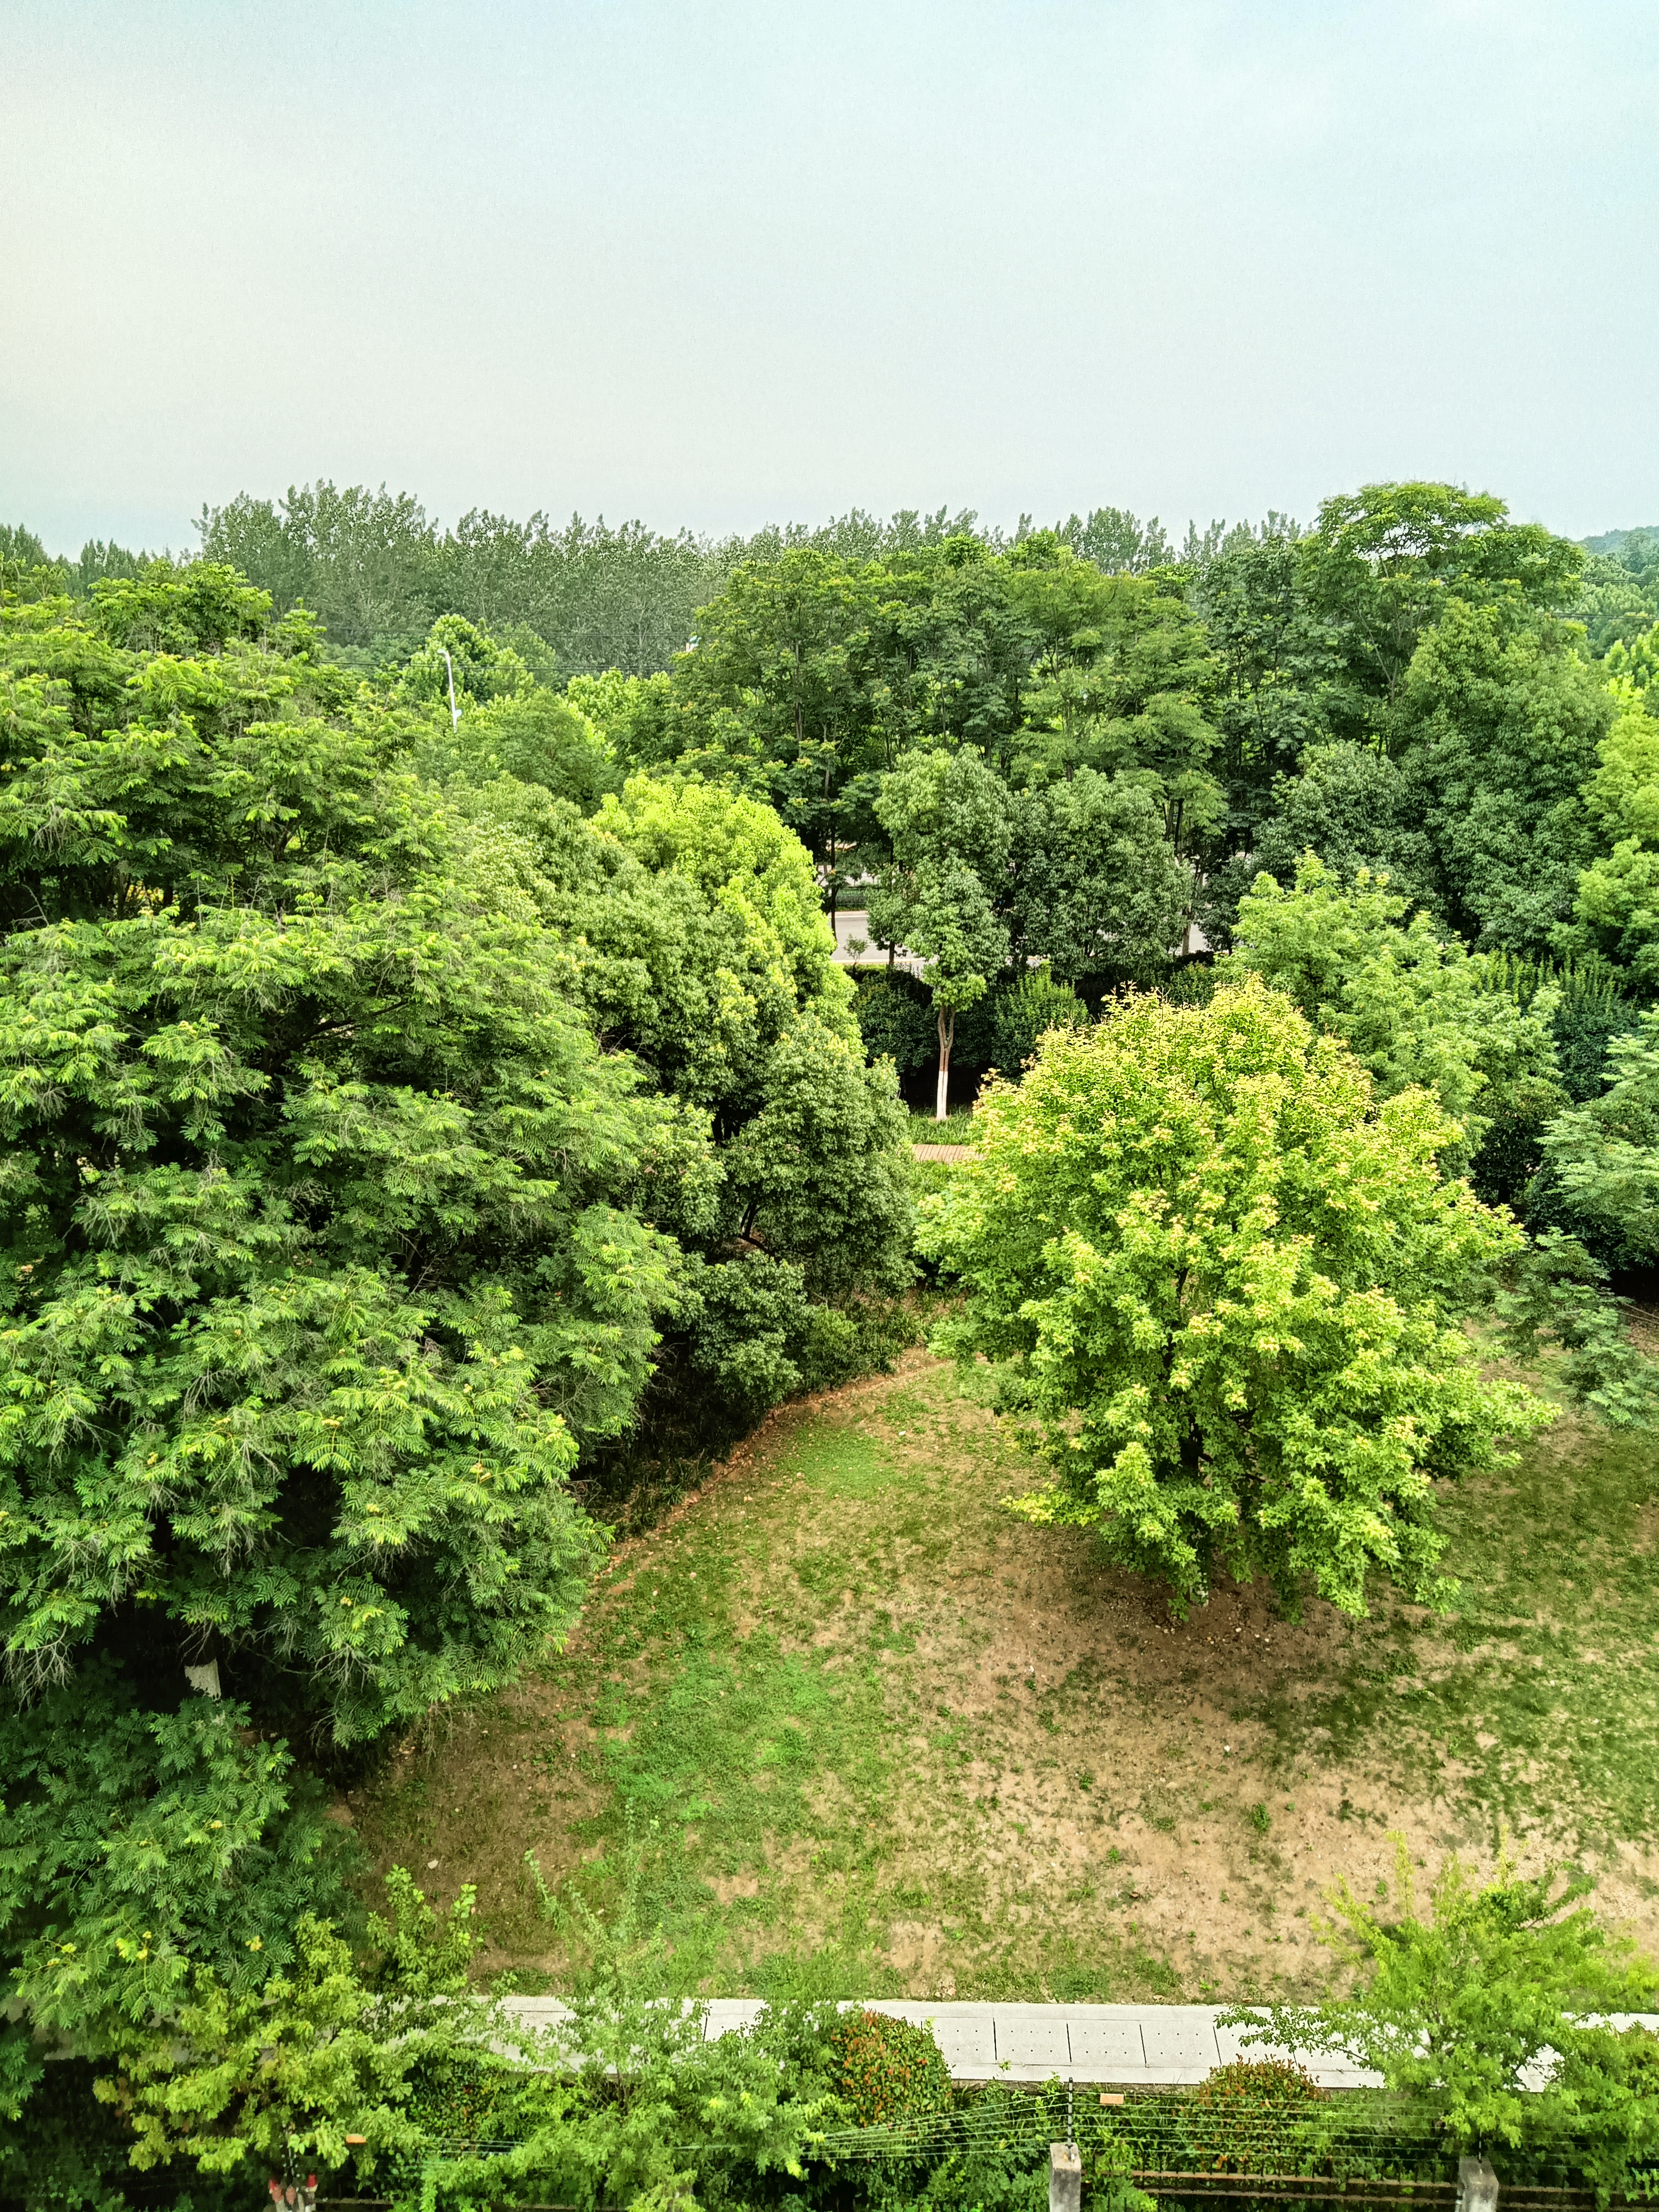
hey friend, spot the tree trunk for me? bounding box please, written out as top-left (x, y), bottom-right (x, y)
top-left (935, 1006), bottom-right (954, 1121)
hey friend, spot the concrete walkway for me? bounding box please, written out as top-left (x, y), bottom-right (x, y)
top-left (501, 1998), bottom-right (1659, 2089)
top-left (911, 1143), bottom-right (974, 1162)
top-left (501, 1999), bottom-right (1381, 2087)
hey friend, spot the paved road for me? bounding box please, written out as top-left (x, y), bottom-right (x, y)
top-left (829, 908), bottom-right (1214, 968)
top-left (832, 910), bottom-right (920, 971)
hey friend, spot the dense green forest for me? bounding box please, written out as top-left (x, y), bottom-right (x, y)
top-left (3, 483), bottom-right (1659, 2204)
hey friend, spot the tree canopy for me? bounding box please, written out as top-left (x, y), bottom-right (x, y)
top-left (921, 978), bottom-right (1548, 1617)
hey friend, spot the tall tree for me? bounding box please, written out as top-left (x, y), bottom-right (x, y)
top-left (198, 482), bottom-right (437, 652)
top-left (1231, 856), bottom-right (1565, 1182)
top-left (0, 568), bottom-right (686, 1742)
top-left (1572, 692), bottom-right (1659, 986)
top-left (663, 546), bottom-right (887, 899)
top-left (1301, 481), bottom-right (1585, 736)
top-left (923, 978), bottom-right (1549, 1616)
top-left (1009, 769), bottom-right (1191, 980)
top-left (442, 767), bottom-right (915, 1417)
top-left (0, 565), bottom-right (695, 2129)
top-left (1194, 524), bottom-right (1338, 835)
top-left (1390, 600), bottom-right (1611, 954)
top-left (868, 748), bottom-right (1012, 1118)
top-left (1005, 537), bottom-right (1225, 849)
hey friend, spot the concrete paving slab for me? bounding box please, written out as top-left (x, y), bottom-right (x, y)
top-left (1068, 2020), bottom-right (1147, 2073)
top-left (702, 1997), bottom-right (767, 2039)
top-left (993, 2008), bottom-right (1071, 2071)
top-left (499, 1997), bottom-right (570, 2032)
top-left (865, 2001), bottom-right (999, 2074)
top-left (1141, 2008), bottom-right (1225, 2075)
top-left (934, 2023), bottom-right (1002, 2074)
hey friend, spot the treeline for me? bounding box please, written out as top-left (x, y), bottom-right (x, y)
top-left (5, 483), bottom-right (1486, 677)
top-left (12, 488), bottom-right (1656, 948)
top-left (187, 489), bottom-right (1273, 673)
top-left (1, 493), bottom-right (1202, 678)
top-left (9, 487), bottom-right (1657, 685)
top-left (571, 485), bottom-right (1658, 918)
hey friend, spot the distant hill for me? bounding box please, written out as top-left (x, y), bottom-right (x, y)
top-left (1584, 526), bottom-right (1659, 557)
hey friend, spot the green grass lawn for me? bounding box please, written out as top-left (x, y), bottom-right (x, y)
top-left (1247, 1414), bottom-right (1659, 1837)
top-left (907, 1107), bottom-right (977, 1144)
top-left (354, 1354), bottom-right (1659, 2004)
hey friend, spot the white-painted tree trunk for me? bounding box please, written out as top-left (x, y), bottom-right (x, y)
top-left (935, 1067), bottom-right (950, 1121)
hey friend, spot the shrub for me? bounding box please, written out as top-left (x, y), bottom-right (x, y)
top-left (1531, 957), bottom-right (1640, 1103)
top-left (1535, 1010), bottom-right (1659, 1267)
top-left (1195, 2058), bottom-right (1323, 2109)
top-left (854, 969), bottom-right (940, 1075)
top-left (1187, 2059), bottom-right (1326, 2175)
top-left (1233, 1844), bottom-right (1659, 2185)
top-left (986, 968), bottom-right (1087, 1075)
top-left (828, 2008), bottom-right (954, 2128)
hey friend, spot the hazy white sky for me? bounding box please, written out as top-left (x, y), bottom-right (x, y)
top-left (4, 0), bottom-right (1656, 554)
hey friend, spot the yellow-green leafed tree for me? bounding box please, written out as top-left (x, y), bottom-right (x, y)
top-left (921, 975), bottom-right (1551, 1617)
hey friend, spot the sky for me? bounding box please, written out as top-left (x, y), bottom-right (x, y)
top-left (4, 0), bottom-right (1657, 556)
